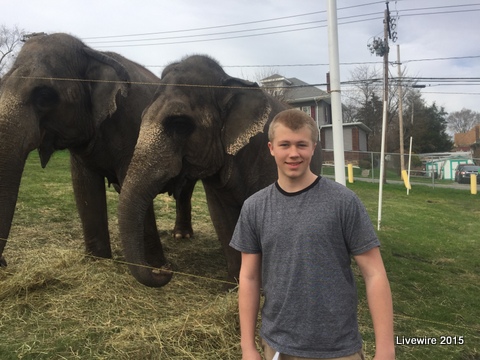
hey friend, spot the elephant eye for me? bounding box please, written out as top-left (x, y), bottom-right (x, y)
top-left (31, 86), bottom-right (59, 112)
top-left (163, 116), bottom-right (196, 137)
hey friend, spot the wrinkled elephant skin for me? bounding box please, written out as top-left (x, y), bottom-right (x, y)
top-left (0, 33), bottom-right (194, 282)
top-left (119, 55), bottom-right (322, 287)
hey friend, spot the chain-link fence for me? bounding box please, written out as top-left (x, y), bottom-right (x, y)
top-left (320, 149), bottom-right (480, 184)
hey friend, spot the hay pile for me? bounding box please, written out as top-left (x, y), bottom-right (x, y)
top-left (0, 241), bottom-right (241, 359)
top-left (0, 189), bottom-right (244, 359)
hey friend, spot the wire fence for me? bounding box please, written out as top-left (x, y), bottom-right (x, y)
top-left (320, 149), bottom-right (480, 185)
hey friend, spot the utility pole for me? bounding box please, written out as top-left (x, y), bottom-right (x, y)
top-left (327, 0), bottom-right (346, 186)
top-left (397, 44), bottom-right (405, 176)
top-left (377, 3), bottom-right (390, 230)
top-left (368, 1), bottom-right (397, 230)
top-left (380, 3), bottom-right (391, 185)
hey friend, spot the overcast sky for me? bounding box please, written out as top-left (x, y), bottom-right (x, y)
top-left (3, 0), bottom-right (480, 114)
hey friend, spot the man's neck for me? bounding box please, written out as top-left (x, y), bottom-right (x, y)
top-left (277, 171), bottom-right (318, 193)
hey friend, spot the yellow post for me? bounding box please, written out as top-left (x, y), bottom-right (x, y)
top-left (471, 174), bottom-right (477, 195)
top-left (402, 170), bottom-right (411, 190)
top-left (348, 163), bottom-right (354, 183)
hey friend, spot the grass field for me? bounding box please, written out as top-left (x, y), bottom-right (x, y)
top-left (0, 150), bottom-right (479, 359)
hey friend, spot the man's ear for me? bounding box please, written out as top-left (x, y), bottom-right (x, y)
top-left (268, 141), bottom-right (274, 156)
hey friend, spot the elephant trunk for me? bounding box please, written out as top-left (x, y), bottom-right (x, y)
top-left (0, 154), bottom-right (27, 265)
top-left (118, 130), bottom-right (182, 287)
top-left (0, 93), bottom-right (40, 265)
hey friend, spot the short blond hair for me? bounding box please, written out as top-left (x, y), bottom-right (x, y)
top-left (268, 109), bottom-right (319, 143)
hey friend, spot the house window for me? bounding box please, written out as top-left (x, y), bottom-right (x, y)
top-left (300, 106), bottom-right (311, 116)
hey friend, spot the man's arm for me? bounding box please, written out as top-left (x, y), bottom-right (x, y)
top-left (238, 252), bottom-right (262, 360)
top-left (354, 247), bottom-right (395, 360)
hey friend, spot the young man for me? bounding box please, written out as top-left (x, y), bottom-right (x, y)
top-left (230, 109), bottom-right (395, 360)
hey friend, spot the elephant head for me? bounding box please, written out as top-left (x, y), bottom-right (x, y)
top-left (0, 33), bottom-right (130, 266)
top-left (118, 55), bottom-right (316, 287)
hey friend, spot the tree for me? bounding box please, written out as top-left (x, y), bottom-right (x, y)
top-left (346, 64), bottom-right (453, 153)
top-left (403, 98), bottom-right (453, 153)
top-left (355, 92), bottom-right (384, 151)
top-left (0, 24), bottom-right (24, 76)
top-left (447, 108), bottom-right (480, 134)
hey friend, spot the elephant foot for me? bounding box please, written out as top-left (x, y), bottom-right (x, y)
top-left (85, 243), bottom-right (113, 259)
top-left (0, 255), bottom-right (7, 267)
top-left (172, 227), bottom-right (193, 240)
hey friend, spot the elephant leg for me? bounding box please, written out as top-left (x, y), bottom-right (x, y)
top-left (143, 202), bottom-right (168, 268)
top-left (70, 155), bottom-right (112, 258)
top-left (173, 179), bottom-right (196, 239)
top-left (202, 184), bottom-right (241, 288)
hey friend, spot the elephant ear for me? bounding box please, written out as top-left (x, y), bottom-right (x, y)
top-left (222, 77), bottom-right (272, 156)
top-left (84, 48), bottom-right (130, 127)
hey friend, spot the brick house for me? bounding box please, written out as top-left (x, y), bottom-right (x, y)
top-left (260, 75), bottom-right (332, 126)
top-left (453, 125), bottom-right (480, 159)
top-left (260, 75), bottom-right (371, 159)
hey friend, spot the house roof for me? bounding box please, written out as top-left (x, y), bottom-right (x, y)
top-left (260, 74), bottom-right (330, 104)
top-left (320, 122), bottom-right (372, 134)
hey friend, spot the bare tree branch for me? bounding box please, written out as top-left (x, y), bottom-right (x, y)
top-left (0, 24), bottom-right (25, 76)
top-left (447, 108), bottom-right (480, 134)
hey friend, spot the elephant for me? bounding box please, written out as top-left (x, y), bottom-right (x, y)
top-left (118, 55), bottom-right (322, 287)
top-left (0, 33), bottom-right (194, 270)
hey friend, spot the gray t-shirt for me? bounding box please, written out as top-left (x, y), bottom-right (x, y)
top-left (230, 177), bottom-right (380, 358)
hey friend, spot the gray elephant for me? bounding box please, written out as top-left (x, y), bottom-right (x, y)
top-left (118, 55), bottom-right (322, 287)
top-left (0, 33), bottom-right (194, 269)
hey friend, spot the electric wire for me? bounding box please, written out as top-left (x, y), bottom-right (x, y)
top-left (7, 74), bottom-right (480, 101)
top-left (0, 234), bottom-right (479, 336)
top-left (83, 4), bottom-right (480, 48)
top-left (144, 55), bottom-right (480, 70)
top-left (82, 2), bottom-right (388, 41)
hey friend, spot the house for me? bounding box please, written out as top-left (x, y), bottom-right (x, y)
top-left (260, 74), bottom-right (372, 160)
top-left (260, 74), bottom-right (332, 127)
top-left (319, 122), bottom-right (371, 151)
top-left (319, 123), bottom-right (371, 163)
top-left (453, 125), bottom-right (480, 158)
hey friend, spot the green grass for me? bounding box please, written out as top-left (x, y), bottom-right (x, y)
top-left (0, 151), bottom-right (479, 359)
top-left (350, 181), bottom-right (480, 359)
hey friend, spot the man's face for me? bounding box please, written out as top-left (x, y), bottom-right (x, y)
top-left (268, 123), bottom-right (317, 182)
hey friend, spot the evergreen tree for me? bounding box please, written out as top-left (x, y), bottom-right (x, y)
top-left (355, 93), bottom-right (383, 151)
top-left (404, 100), bottom-right (453, 153)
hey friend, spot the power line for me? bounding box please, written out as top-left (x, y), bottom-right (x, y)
top-left (83, 11), bottom-right (326, 41)
top-left (83, 3), bottom-right (480, 43)
top-left (10, 74), bottom-right (480, 90)
top-left (400, 55), bottom-right (480, 65)
top-left (87, 20), bottom-right (327, 45)
top-left (399, 8), bottom-right (480, 17)
top-left (397, 3), bottom-right (480, 13)
top-left (91, 25), bottom-right (326, 48)
top-left (83, 2), bottom-right (387, 41)
top-left (84, 4), bottom-right (480, 48)
top-left (145, 55), bottom-right (480, 70)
